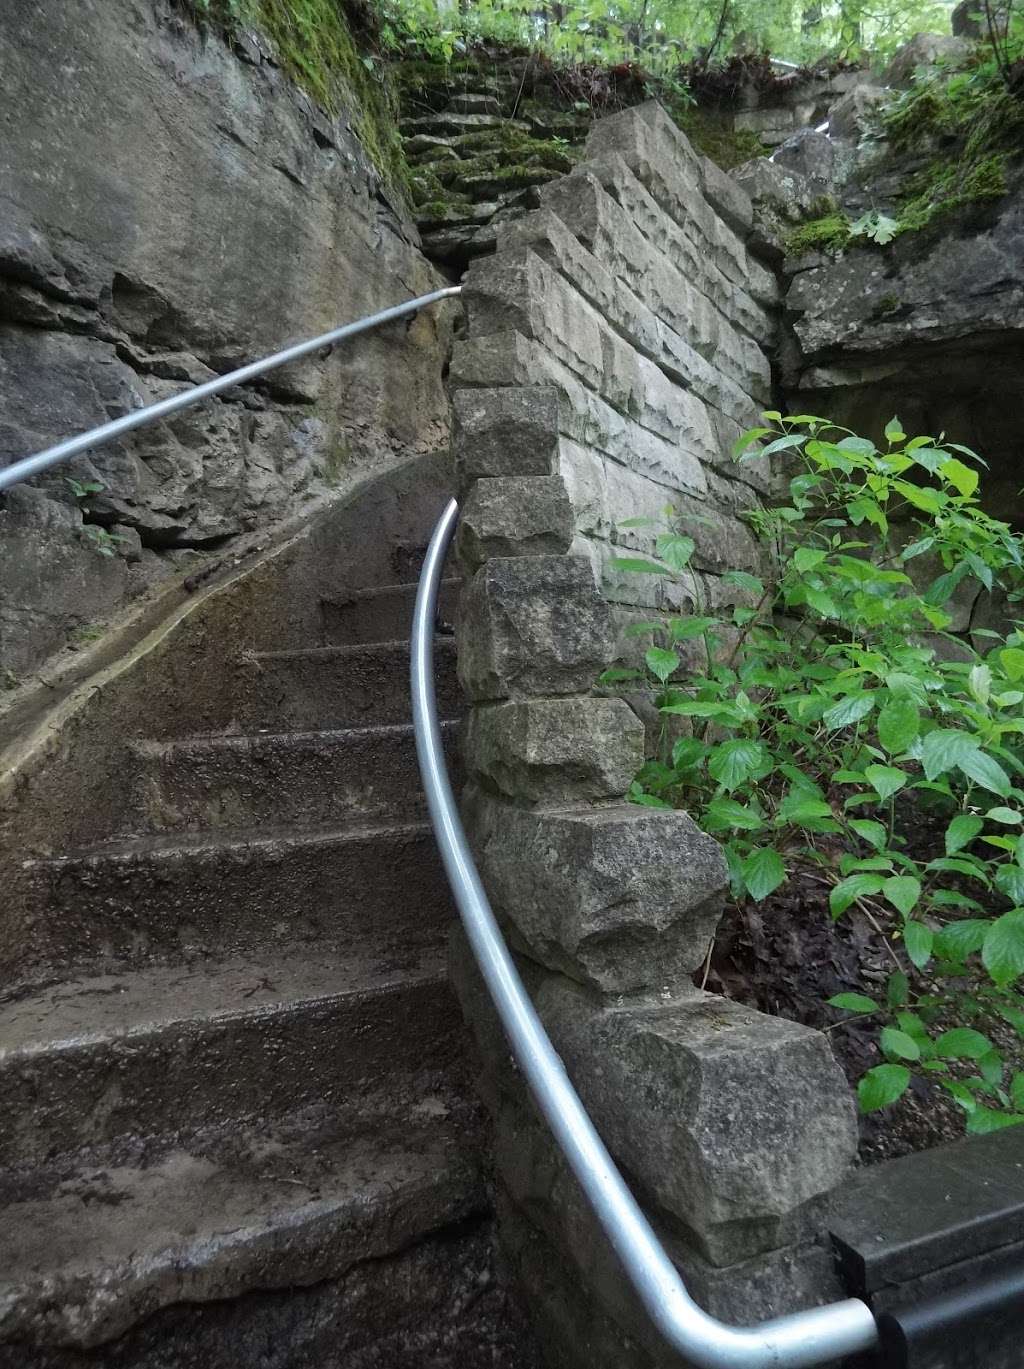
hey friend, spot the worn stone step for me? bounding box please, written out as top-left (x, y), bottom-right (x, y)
top-left (0, 946), bottom-right (466, 1171)
top-left (17, 819), bottom-right (455, 984)
top-left (128, 721), bottom-right (460, 832)
top-left (0, 1101), bottom-right (483, 1351)
top-left (321, 577), bottom-right (460, 645)
top-left (235, 637), bottom-right (462, 730)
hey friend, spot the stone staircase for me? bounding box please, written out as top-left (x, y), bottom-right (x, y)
top-left (0, 457), bottom-right (534, 1367)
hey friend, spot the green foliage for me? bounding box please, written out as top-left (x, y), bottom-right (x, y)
top-left (608, 412), bottom-right (1024, 1132)
top-left (870, 59), bottom-right (1024, 240)
top-left (375, 0), bottom-right (954, 70)
top-left (787, 212), bottom-right (852, 254)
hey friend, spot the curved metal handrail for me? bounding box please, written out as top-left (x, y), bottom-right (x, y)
top-left (410, 498), bottom-right (881, 1369)
top-left (0, 286), bottom-right (462, 494)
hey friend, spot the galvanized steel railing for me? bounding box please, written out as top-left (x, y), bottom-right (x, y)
top-left (0, 286), bottom-right (463, 494)
top-left (411, 503), bottom-right (882, 1368)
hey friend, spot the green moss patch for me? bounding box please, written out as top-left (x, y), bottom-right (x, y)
top-left (185, 0), bottom-right (411, 199)
top-left (787, 212), bottom-right (852, 255)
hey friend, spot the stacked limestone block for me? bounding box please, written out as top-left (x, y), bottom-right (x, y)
top-left (450, 102), bottom-right (860, 1366)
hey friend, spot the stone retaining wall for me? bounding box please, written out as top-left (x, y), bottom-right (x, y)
top-left (449, 102), bottom-right (859, 1363)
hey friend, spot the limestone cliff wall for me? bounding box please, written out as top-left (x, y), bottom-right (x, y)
top-left (0, 0), bottom-right (452, 680)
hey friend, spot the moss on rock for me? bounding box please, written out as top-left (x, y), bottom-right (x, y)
top-left (186, 0), bottom-right (411, 200)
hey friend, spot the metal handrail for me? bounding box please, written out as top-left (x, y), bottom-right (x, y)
top-left (410, 499), bottom-right (882, 1369)
top-left (0, 287), bottom-right (462, 494)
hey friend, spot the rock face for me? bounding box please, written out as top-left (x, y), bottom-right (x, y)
top-left (448, 102), bottom-right (858, 1366)
top-left (784, 164), bottom-right (1024, 526)
top-left (0, 0), bottom-right (452, 679)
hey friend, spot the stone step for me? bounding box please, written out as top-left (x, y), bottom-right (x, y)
top-left (0, 946), bottom-right (466, 1171)
top-left (18, 819), bottom-right (455, 983)
top-left (0, 1101), bottom-right (483, 1351)
top-left (128, 721), bottom-right (460, 832)
top-left (235, 638), bottom-right (462, 730)
top-left (320, 576), bottom-right (460, 645)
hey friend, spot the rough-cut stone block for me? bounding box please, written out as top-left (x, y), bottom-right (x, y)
top-left (463, 698), bottom-right (643, 803)
top-left (578, 151), bottom-right (775, 341)
top-left (452, 386), bottom-right (560, 485)
top-left (828, 84), bottom-right (888, 140)
top-left (534, 978), bottom-right (858, 1263)
top-left (458, 475), bottom-right (574, 569)
top-left (461, 788), bottom-right (727, 991)
top-left (457, 556), bottom-right (614, 701)
top-left (584, 106), bottom-right (778, 307)
top-left (506, 199), bottom-right (772, 407)
top-left (451, 335), bottom-right (710, 496)
top-left (697, 155), bottom-right (754, 237)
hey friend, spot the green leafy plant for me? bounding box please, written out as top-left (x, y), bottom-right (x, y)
top-left (81, 526), bottom-right (128, 559)
top-left (604, 412), bottom-right (1024, 1133)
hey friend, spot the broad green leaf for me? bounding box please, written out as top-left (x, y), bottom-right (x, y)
top-left (1011, 1073), bottom-right (1024, 1111)
top-left (903, 919), bottom-right (933, 968)
top-left (708, 740), bottom-right (767, 792)
top-left (823, 693), bottom-right (875, 730)
top-left (881, 1027), bottom-right (921, 1061)
top-left (983, 910), bottom-right (1024, 987)
top-left (959, 749), bottom-right (1012, 797)
top-left (967, 1108), bottom-right (1024, 1135)
top-left (943, 1080), bottom-right (978, 1112)
top-left (645, 647), bottom-right (680, 684)
top-left (777, 793), bottom-right (834, 826)
top-left (987, 807), bottom-right (1022, 825)
top-left (668, 616), bottom-right (717, 640)
top-left (887, 972), bottom-right (909, 1007)
top-left (850, 819), bottom-right (887, 851)
top-left (609, 557), bottom-right (670, 576)
top-left (969, 664), bottom-right (992, 706)
top-left (793, 547), bottom-right (827, 574)
top-left (656, 534), bottom-right (695, 571)
top-left (598, 667), bottom-right (643, 684)
top-left (895, 480), bottom-right (944, 515)
top-left (722, 570), bottom-right (765, 595)
top-left (877, 698), bottom-right (920, 755)
top-left (980, 1050), bottom-right (1004, 1085)
top-left (945, 814), bottom-right (983, 854)
top-left (858, 1064), bottom-right (911, 1112)
top-left (671, 737), bottom-right (707, 770)
top-left (935, 1028), bottom-right (994, 1060)
top-left (941, 457), bottom-right (979, 498)
top-left (1001, 648), bottom-right (1024, 681)
top-left (732, 426), bottom-right (773, 458)
top-left (884, 415), bottom-right (905, 444)
top-left (741, 848), bottom-right (786, 902)
top-left (865, 765), bottom-right (908, 802)
top-left (996, 864), bottom-right (1024, 905)
top-left (629, 791), bottom-right (673, 809)
top-left (761, 434), bottom-right (807, 456)
top-left (704, 797), bottom-right (765, 832)
top-left (921, 729), bottom-right (980, 781)
top-left (827, 993), bottom-right (879, 1014)
top-left (934, 919), bottom-right (989, 960)
top-left (830, 873), bottom-right (884, 919)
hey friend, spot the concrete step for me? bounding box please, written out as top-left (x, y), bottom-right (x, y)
top-left (0, 946), bottom-right (467, 1171)
top-left (321, 577), bottom-right (460, 645)
top-left (0, 1102), bottom-right (484, 1351)
top-left (16, 819), bottom-right (454, 985)
top-left (128, 721), bottom-right (460, 832)
top-left (234, 637), bottom-right (462, 731)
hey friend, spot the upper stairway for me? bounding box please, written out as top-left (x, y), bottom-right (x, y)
top-left (0, 453), bottom-right (536, 1368)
